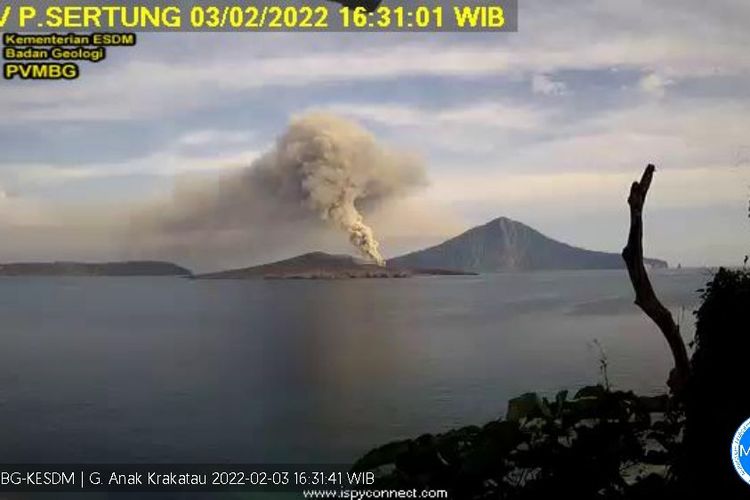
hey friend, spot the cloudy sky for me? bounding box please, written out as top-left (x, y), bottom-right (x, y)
top-left (1, 0), bottom-right (749, 270)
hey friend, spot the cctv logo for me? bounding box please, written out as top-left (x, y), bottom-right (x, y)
top-left (732, 417), bottom-right (750, 485)
top-left (4, 63), bottom-right (79, 80)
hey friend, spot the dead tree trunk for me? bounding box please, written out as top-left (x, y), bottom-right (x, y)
top-left (622, 164), bottom-right (690, 393)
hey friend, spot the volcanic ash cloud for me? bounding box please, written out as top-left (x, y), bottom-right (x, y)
top-left (252, 113), bottom-right (427, 265)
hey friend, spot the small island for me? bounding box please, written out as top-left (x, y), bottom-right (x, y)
top-left (0, 261), bottom-right (193, 277)
top-left (193, 252), bottom-right (477, 280)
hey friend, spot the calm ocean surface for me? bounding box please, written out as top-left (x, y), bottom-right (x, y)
top-left (0, 269), bottom-right (709, 464)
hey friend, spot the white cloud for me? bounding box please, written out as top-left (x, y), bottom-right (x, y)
top-left (638, 73), bottom-right (674, 98)
top-left (532, 74), bottom-right (567, 95)
top-left (3, 130), bottom-right (262, 190)
top-left (425, 167), bottom-right (748, 211)
top-left (176, 129), bottom-right (255, 147)
top-left (315, 101), bottom-right (546, 131)
top-left (476, 96), bottom-right (750, 176)
top-left (3, 0), bottom-right (750, 123)
top-left (34, 148), bottom-right (258, 182)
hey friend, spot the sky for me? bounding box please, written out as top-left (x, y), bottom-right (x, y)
top-left (1, 0), bottom-right (749, 270)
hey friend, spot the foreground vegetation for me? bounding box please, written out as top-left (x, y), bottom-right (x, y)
top-left (352, 268), bottom-right (750, 499)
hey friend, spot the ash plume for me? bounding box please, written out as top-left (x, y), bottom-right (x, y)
top-left (250, 113), bottom-right (426, 265)
top-left (127, 113), bottom-right (427, 268)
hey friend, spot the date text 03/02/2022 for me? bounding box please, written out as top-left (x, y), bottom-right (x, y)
top-left (0, 3), bottom-right (510, 31)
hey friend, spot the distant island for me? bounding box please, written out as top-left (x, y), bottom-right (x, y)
top-left (0, 261), bottom-right (192, 277)
top-left (194, 252), bottom-right (477, 280)
top-left (195, 216), bottom-right (669, 280)
top-left (389, 216), bottom-right (668, 273)
top-left (0, 216), bottom-right (668, 279)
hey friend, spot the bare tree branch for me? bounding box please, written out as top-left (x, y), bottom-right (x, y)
top-left (622, 164), bottom-right (690, 393)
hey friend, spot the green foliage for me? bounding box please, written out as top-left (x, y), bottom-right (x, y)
top-left (353, 387), bottom-right (681, 499)
top-left (353, 269), bottom-right (750, 498)
top-left (590, 339), bottom-right (611, 391)
top-left (507, 393), bottom-right (544, 422)
top-left (680, 268), bottom-right (750, 498)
